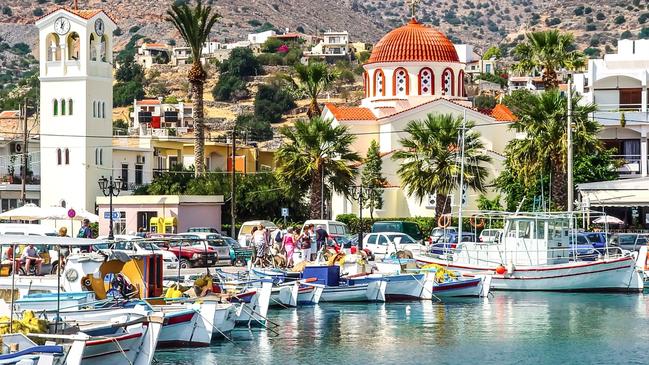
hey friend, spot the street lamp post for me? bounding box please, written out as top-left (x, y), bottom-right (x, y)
top-left (349, 185), bottom-right (368, 249)
top-left (98, 175), bottom-right (123, 241)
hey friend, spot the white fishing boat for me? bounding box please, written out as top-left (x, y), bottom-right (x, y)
top-left (427, 273), bottom-right (491, 297)
top-left (269, 281), bottom-right (299, 307)
top-left (415, 213), bottom-right (644, 292)
top-left (151, 304), bottom-right (215, 347)
top-left (218, 279), bottom-right (273, 326)
top-left (0, 332), bottom-right (87, 365)
top-left (348, 273), bottom-right (431, 300)
top-left (297, 283), bottom-right (324, 305)
top-left (319, 279), bottom-right (387, 302)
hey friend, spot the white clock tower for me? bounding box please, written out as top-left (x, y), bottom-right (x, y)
top-left (35, 9), bottom-right (116, 212)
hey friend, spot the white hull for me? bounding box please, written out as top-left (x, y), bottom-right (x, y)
top-left (269, 282), bottom-right (299, 307)
top-left (155, 306), bottom-right (213, 347)
top-left (320, 280), bottom-right (386, 302)
top-left (384, 274), bottom-right (430, 300)
top-left (210, 303), bottom-right (237, 336)
top-left (416, 255), bottom-right (643, 292)
top-left (235, 280), bottom-right (273, 326)
top-left (297, 283), bottom-right (324, 305)
top-left (425, 273), bottom-right (491, 297)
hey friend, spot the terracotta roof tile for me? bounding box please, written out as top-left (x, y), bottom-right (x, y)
top-left (137, 99), bottom-right (161, 105)
top-left (143, 43), bottom-right (169, 49)
top-left (325, 103), bottom-right (376, 121)
top-left (36, 8), bottom-right (116, 24)
top-left (490, 104), bottom-right (517, 122)
top-left (0, 110), bottom-right (20, 118)
top-left (367, 18), bottom-right (459, 64)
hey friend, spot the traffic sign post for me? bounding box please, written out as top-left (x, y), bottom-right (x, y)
top-left (281, 207), bottom-right (289, 226)
top-left (103, 211), bottom-right (119, 219)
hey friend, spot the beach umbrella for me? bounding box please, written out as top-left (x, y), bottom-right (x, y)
top-left (0, 203), bottom-right (51, 220)
top-left (592, 215), bottom-right (624, 225)
top-left (73, 208), bottom-right (99, 223)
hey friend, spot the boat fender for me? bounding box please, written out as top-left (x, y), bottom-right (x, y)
top-left (469, 215), bottom-right (485, 228)
top-left (506, 262), bottom-right (515, 274)
top-left (438, 215), bottom-right (451, 228)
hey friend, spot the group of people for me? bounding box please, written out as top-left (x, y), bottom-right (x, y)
top-left (250, 223), bottom-right (335, 268)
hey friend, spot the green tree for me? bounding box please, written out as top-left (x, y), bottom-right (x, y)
top-left (614, 15), bottom-right (626, 25)
top-left (512, 30), bottom-right (586, 89)
top-left (500, 89), bottom-right (601, 210)
top-left (166, 0), bottom-right (220, 177)
top-left (254, 83), bottom-right (296, 123)
top-left (113, 81), bottom-right (144, 106)
top-left (113, 119), bottom-right (129, 134)
top-left (393, 114), bottom-right (492, 218)
top-left (212, 74), bottom-right (248, 101)
top-left (476, 194), bottom-right (503, 211)
top-left (361, 140), bottom-right (387, 219)
top-left (275, 117), bottom-right (361, 219)
top-left (235, 114), bottom-right (273, 141)
top-left (115, 54), bottom-right (144, 83)
top-left (482, 45), bottom-right (502, 60)
top-left (473, 94), bottom-right (497, 109)
top-left (219, 48), bottom-right (262, 78)
top-left (294, 62), bottom-right (337, 118)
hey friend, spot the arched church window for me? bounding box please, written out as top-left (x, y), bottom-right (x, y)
top-left (99, 149), bottom-right (103, 165)
top-left (393, 68), bottom-right (409, 96)
top-left (68, 99), bottom-right (73, 115)
top-left (363, 72), bottom-right (369, 98)
top-left (67, 32), bottom-right (80, 61)
top-left (442, 68), bottom-right (454, 96)
top-left (457, 70), bottom-right (465, 97)
top-left (101, 102), bottom-right (106, 118)
top-left (56, 148), bottom-right (62, 165)
top-left (89, 34), bottom-right (97, 61)
top-left (60, 98), bottom-right (66, 116)
top-left (53, 99), bottom-right (58, 116)
top-left (374, 69), bottom-right (385, 97)
top-left (64, 148), bottom-right (69, 165)
top-left (46, 33), bottom-right (61, 62)
top-left (95, 148), bottom-right (98, 165)
top-left (100, 35), bottom-right (108, 62)
top-left (419, 68), bottom-right (433, 96)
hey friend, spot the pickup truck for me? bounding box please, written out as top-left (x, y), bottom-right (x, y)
top-left (156, 238), bottom-right (218, 268)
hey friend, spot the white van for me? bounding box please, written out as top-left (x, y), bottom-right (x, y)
top-left (238, 220), bottom-right (278, 247)
top-left (301, 220), bottom-right (349, 237)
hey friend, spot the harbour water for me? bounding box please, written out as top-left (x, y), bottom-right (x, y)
top-left (155, 292), bottom-right (649, 364)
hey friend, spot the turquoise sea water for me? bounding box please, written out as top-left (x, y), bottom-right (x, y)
top-left (155, 292), bottom-right (649, 365)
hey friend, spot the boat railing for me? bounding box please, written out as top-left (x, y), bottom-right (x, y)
top-left (418, 242), bottom-right (632, 267)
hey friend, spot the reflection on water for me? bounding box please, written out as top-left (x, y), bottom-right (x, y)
top-left (156, 293), bottom-right (649, 365)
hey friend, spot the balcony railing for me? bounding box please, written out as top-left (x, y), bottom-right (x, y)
top-left (614, 155), bottom-right (642, 175)
top-left (596, 103), bottom-right (642, 112)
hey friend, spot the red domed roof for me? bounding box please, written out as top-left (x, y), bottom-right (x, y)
top-left (367, 19), bottom-right (459, 64)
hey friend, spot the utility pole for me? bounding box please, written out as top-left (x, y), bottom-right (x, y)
top-left (20, 98), bottom-right (28, 206)
top-left (230, 128), bottom-right (236, 238)
top-left (320, 167), bottom-right (324, 219)
top-left (457, 109), bottom-right (467, 243)
top-left (567, 78), bottom-right (573, 213)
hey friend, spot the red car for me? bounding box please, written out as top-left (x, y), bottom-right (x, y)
top-left (155, 238), bottom-right (218, 268)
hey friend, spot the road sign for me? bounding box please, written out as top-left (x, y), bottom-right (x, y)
top-left (103, 211), bottom-right (120, 219)
top-left (281, 208), bottom-right (289, 217)
top-left (67, 208), bottom-right (76, 218)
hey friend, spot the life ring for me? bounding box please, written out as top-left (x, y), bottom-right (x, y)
top-left (470, 215), bottom-right (485, 229)
top-left (438, 215), bottom-right (451, 228)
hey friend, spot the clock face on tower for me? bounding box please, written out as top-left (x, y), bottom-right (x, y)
top-left (94, 19), bottom-right (105, 36)
top-left (54, 17), bottom-right (70, 35)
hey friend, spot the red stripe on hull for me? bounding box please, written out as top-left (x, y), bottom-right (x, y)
top-left (492, 263), bottom-right (632, 280)
top-left (417, 255), bottom-right (634, 272)
top-left (165, 312), bottom-right (195, 326)
top-left (435, 280), bottom-right (480, 292)
top-left (86, 332), bottom-right (142, 346)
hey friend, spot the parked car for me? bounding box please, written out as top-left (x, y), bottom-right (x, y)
top-left (567, 234), bottom-right (597, 259)
top-left (478, 229), bottom-right (503, 243)
top-left (302, 220), bottom-right (349, 236)
top-left (610, 233), bottom-right (649, 251)
top-left (156, 238), bottom-right (218, 268)
top-left (581, 232), bottom-right (609, 253)
top-left (429, 232), bottom-right (476, 255)
top-left (430, 226), bottom-right (458, 243)
top-left (189, 238), bottom-right (231, 266)
top-left (178, 232), bottom-right (221, 240)
top-left (108, 239), bottom-right (179, 269)
top-left (371, 221), bottom-right (423, 241)
top-left (363, 232), bottom-right (423, 257)
top-left (238, 220), bottom-right (278, 247)
top-left (188, 227), bottom-right (220, 234)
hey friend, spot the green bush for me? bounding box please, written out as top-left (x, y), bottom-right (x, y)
top-left (113, 27), bottom-right (123, 36)
top-left (2, 7), bottom-right (12, 16)
top-left (586, 24), bottom-right (596, 31)
top-left (129, 26), bottom-right (141, 34)
top-left (573, 6), bottom-right (584, 16)
top-left (335, 214), bottom-right (486, 236)
top-left (640, 27), bottom-right (649, 39)
top-left (33, 8), bottom-right (44, 16)
top-left (641, 13), bottom-right (649, 24)
top-left (212, 74), bottom-right (248, 101)
top-left (473, 94), bottom-right (497, 109)
top-left (596, 12), bottom-right (605, 20)
top-left (254, 83), bottom-right (296, 123)
top-left (621, 30), bottom-right (633, 39)
top-left (113, 81), bottom-right (144, 106)
top-left (235, 114), bottom-right (273, 141)
top-left (248, 19), bottom-right (262, 27)
top-left (219, 48), bottom-right (262, 77)
top-left (11, 43), bottom-right (30, 55)
top-left (614, 15), bottom-right (626, 25)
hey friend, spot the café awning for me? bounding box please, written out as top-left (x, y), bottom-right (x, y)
top-left (577, 178), bottom-right (649, 207)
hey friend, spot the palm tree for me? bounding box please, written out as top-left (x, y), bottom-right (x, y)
top-left (393, 114), bottom-right (491, 218)
top-left (512, 30), bottom-right (585, 90)
top-left (294, 62), bottom-right (337, 118)
top-left (275, 117), bottom-right (361, 219)
top-left (166, 0), bottom-right (220, 176)
top-left (504, 89), bottom-right (600, 210)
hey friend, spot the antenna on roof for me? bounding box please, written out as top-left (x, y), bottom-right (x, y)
top-left (407, 0), bottom-right (420, 19)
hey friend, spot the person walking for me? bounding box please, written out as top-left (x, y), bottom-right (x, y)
top-left (77, 219), bottom-right (93, 238)
top-left (315, 225), bottom-right (331, 261)
top-left (252, 224), bottom-right (269, 267)
top-left (282, 227), bottom-right (296, 267)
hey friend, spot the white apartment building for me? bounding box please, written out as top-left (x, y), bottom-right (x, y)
top-left (574, 39), bottom-right (649, 178)
top-left (131, 98), bottom-right (194, 136)
top-left (304, 31), bottom-right (350, 62)
top-left (455, 44), bottom-right (497, 80)
top-left (135, 42), bottom-right (170, 69)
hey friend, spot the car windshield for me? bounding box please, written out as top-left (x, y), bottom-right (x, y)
top-left (138, 242), bottom-right (161, 250)
top-left (387, 234), bottom-right (415, 243)
top-left (618, 235), bottom-right (636, 244)
top-left (223, 237), bottom-right (241, 248)
top-left (168, 240), bottom-right (193, 247)
top-left (206, 239), bottom-right (227, 247)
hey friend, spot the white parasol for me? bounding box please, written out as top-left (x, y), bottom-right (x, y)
top-left (0, 203), bottom-right (52, 220)
top-left (592, 215), bottom-right (624, 225)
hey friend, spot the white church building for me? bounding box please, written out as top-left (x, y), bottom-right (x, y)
top-left (322, 18), bottom-right (517, 219)
top-left (36, 8), bottom-right (116, 213)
